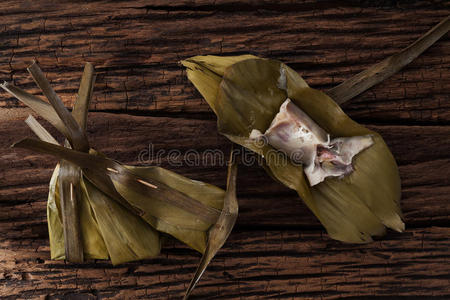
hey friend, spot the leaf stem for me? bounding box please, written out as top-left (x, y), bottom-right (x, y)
top-left (327, 16), bottom-right (450, 105)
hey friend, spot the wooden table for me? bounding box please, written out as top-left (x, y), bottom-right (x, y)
top-left (0, 1), bottom-right (449, 299)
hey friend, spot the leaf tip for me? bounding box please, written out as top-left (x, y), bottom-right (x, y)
top-left (84, 61), bottom-right (94, 72)
top-left (28, 59), bottom-right (38, 69)
top-left (0, 81), bottom-right (8, 90)
top-left (10, 140), bottom-right (20, 149)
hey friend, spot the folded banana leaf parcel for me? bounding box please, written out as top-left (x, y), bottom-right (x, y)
top-left (182, 55), bottom-right (405, 243)
top-left (1, 60), bottom-right (238, 292)
top-left (180, 17), bottom-right (450, 243)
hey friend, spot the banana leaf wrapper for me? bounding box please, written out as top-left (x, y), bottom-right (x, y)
top-left (4, 62), bottom-right (229, 265)
top-left (48, 163), bottom-right (161, 264)
top-left (47, 160), bottom-right (226, 264)
top-left (182, 55), bottom-right (404, 243)
top-left (20, 136), bottom-right (226, 264)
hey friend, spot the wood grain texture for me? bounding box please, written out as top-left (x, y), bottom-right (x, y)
top-left (0, 1), bottom-right (449, 299)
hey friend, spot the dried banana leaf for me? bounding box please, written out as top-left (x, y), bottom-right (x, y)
top-left (15, 62), bottom-right (166, 263)
top-left (182, 56), bottom-right (403, 243)
top-left (6, 61), bottom-right (227, 259)
top-left (13, 137), bottom-right (224, 254)
top-left (6, 62), bottom-right (239, 299)
top-left (73, 62), bottom-right (95, 132)
top-left (46, 164), bottom-right (65, 260)
top-left (328, 15), bottom-right (450, 105)
top-left (58, 159), bottom-right (84, 262)
top-left (181, 55), bottom-right (258, 115)
top-left (47, 164), bottom-right (109, 260)
top-left (30, 122), bottom-right (161, 264)
top-left (28, 114), bottom-right (109, 261)
top-left (15, 62), bottom-right (97, 262)
top-left (123, 165), bottom-right (225, 252)
top-left (81, 178), bottom-right (160, 264)
top-left (55, 62), bottom-right (96, 262)
top-left (0, 82), bottom-right (70, 138)
top-left (27, 62), bottom-right (89, 151)
top-left (37, 61), bottom-right (96, 262)
top-left (184, 149), bottom-right (238, 299)
top-left (24, 115), bottom-right (59, 145)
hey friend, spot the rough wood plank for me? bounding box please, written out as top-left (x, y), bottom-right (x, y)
top-left (0, 1), bottom-right (449, 299)
top-left (0, 228), bottom-right (449, 299)
top-left (0, 1), bottom-right (448, 124)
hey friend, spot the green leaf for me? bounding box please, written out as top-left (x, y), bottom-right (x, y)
top-left (183, 56), bottom-right (404, 243)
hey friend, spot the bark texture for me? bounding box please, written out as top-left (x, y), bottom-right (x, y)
top-left (0, 1), bottom-right (449, 299)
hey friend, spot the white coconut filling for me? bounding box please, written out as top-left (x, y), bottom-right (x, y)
top-left (250, 98), bottom-right (374, 186)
